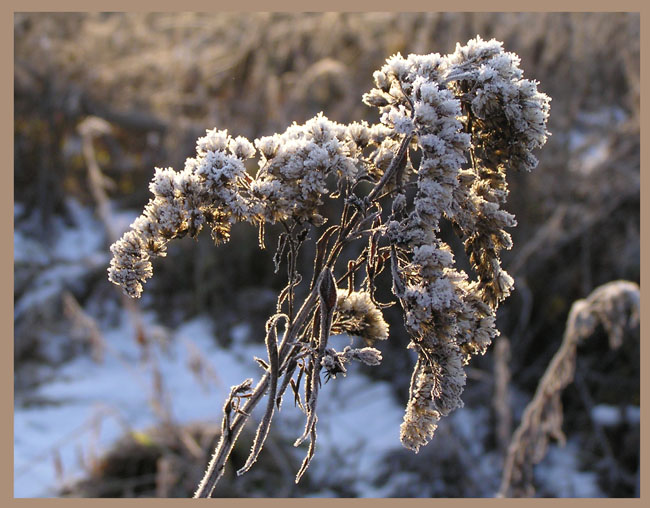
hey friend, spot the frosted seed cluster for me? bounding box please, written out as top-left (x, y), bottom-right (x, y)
top-left (108, 129), bottom-right (256, 297)
top-left (109, 115), bottom-right (362, 297)
top-left (249, 113), bottom-right (359, 226)
top-left (332, 289), bottom-right (390, 346)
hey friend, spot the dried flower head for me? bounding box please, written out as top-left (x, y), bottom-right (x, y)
top-left (443, 36), bottom-right (551, 309)
top-left (332, 290), bottom-right (389, 345)
top-left (400, 337), bottom-right (466, 453)
top-left (249, 113), bottom-right (359, 226)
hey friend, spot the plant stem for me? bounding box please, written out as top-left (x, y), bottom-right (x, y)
top-left (193, 137), bottom-right (409, 496)
top-left (193, 288), bottom-right (318, 498)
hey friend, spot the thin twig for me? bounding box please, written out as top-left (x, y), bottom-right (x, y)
top-left (236, 315), bottom-right (285, 476)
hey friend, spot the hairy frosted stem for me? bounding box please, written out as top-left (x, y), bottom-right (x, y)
top-left (193, 276), bottom-right (321, 498)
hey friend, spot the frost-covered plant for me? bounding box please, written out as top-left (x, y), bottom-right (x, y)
top-left (108, 36), bottom-right (550, 497)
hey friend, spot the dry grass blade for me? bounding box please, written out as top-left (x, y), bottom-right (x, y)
top-left (498, 280), bottom-right (640, 497)
top-left (310, 225), bottom-right (339, 291)
top-left (294, 269), bottom-right (337, 449)
top-left (155, 456), bottom-right (177, 498)
top-left (493, 336), bottom-right (512, 455)
top-left (78, 115), bottom-right (148, 350)
top-left (275, 357), bottom-right (297, 409)
top-left (295, 424), bottom-right (317, 484)
top-left (63, 291), bottom-right (105, 364)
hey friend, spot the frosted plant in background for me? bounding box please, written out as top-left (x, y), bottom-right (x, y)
top-left (108, 36), bottom-right (551, 497)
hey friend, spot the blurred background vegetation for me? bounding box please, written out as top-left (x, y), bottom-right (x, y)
top-left (14, 12), bottom-right (639, 498)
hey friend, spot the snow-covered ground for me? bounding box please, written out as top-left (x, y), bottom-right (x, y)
top-left (14, 199), bottom-right (624, 498)
top-left (566, 106), bottom-right (627, 176)
top-left (13, 198), bottom-right (407, 498)
top-left (14, 307), bottom-right (409, 498)
top-left (535, 441), bottom-right (603, 498)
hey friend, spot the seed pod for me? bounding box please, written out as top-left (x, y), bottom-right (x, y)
top-left (318, 267), bottom-right (338, 313)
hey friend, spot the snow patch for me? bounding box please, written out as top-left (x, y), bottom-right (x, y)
top-left (591, 404), bottom-right (640, 427)
top-left (14, 312), bottom-right (406, 498)
top-left (534, 440), bottom-right (604, 497)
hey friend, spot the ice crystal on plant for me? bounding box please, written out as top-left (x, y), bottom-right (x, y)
top-left (249, 113), bottom-right (359, 226)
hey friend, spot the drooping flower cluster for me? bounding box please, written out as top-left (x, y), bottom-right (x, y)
top-left (109, 115), bottom-right (361, 297)
top-left (363, 36), bottom-right (550, 451)
top-left (369, 59), bottom-right (475, 452)
top-left (108, 129), bottom-right (256, 298)
top-left (444, 36), bottom-right (550, 173)
top-left (400, 338), bottom-right (466, 452)
top-left (443, 36), bottom-right (551, 308)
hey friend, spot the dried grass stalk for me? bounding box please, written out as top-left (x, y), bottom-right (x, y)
top-left (498, 280), bottom-right (640, 497)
